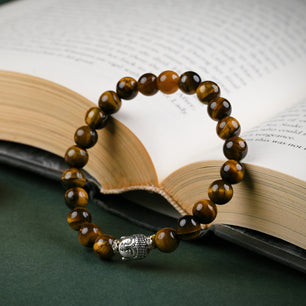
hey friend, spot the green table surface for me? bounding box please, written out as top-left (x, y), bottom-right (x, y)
top-left (0, 164), bottom-right (305, 306)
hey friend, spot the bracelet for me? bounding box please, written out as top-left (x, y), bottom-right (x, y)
top-left (61, 71), bottom-right (247, 261)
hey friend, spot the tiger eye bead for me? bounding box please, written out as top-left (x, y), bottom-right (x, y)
top-left (207, 97), bottom-right (232, 121)
top-left (98, 91), bottom-right (122, 114)
top-left (192, 199), bottom-right (217, 224)
top-left (67, 207), bottom-right (91, 231)
top-left (178, 71), bottom-right (201, 95)
top-left (138, 73), bottom-right (158, 96)
top-left (221, 160), bottom-right (245, 184)
top-left (85, 107), bottom-right (108, 130)
top-left (154, 227), bottom-right (180, 253)
top-left (176, 215), bottom-right (201, 240)
top-left (74, 125), bottom-right (98, 149)
top-left (196, 81), bottom-right (221, 104)
top-left (65, 187), bottom-right (88, 209)
top-left (216, 116), bottom-right (241, 140)
top-left (116, 77), bottom-right (138, 100)
top-left (78, 223), bottom-right (103, 247)
top-left (208, 180), bottom-right (233, 204)
top-left (157, 70), bottom-right (179, 94)
top-left (223, 136), bottom-right (248, 161)
top-left (93, 234), bottom-right (115, 260)
top-left (61, 168), bottom-right (86, 189)
top-left (64, 145), bottom-right (88, 168)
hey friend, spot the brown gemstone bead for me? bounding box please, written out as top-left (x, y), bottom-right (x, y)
top-left (116, 77), bottom-right (138, 100)
top-left (220, 160), bottom-right (245, 184)
top-left (207, 97), bottom-right (232, 121)
top-left (65, 187), bottom-right (88, 209)
top-left (154, 227), bottom-right (180, 253)
top-left (93, 234), bottom-right (115, 260)
top-left (176, 215), bottom-right (201, 240)
top-left (67, 207), bottom-right (91, 231)
top-left (138, 73), bottom-right (158, 96)
top-left (64, 145), bottom-right (88, 168)
top-left (192, 199), bottom-right (217, 224)
top-left (196, 81), bottom-right (221, 104)
top-left (178, 71), bottom-right (201, 95)
top-left (98, 90), bottom-right (122, 114)
top-left (216, 116), bottom-right (241, 140)
top-left (78, 223), bottom-right (102, 247)
top-left (208, 180), bottom-right (233, 205)
top-left (223, 136), bottom-right (248, 161)
top-left (157, 70), bottom-right (179, 94)
top-left (74, 125), bottom-right (98, 149)
top-left (61, 168), bottom-right (86, 189)
top-left (85, 107), bottom-right (108, 130)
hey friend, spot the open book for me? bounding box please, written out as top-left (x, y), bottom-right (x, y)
top-left (0, 0), bottom-right (305, 269)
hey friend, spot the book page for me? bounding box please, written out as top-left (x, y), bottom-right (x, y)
top-left (244, 99), bottom-right (306, 181)
top-left (0, 0), bottom-right (305, 181)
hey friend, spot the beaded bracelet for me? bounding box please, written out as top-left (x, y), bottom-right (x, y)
top-left (61, 71), bottom-right (247, 261)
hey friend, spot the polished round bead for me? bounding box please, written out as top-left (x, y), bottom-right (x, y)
top-left (98, 90), bottom-right (122, 114)
top-left (64, 145), bottom-right (88, 168)
top-left (192, 199), bottom-right (217, 224)
top-left (157, 70), bottom-right (179, 94)
top-left (220, 160), bottom-right (245, 184)
top-left (61, 168), bottom-right (86, 189)
top-left (208, 180), bottom-right (233, 205)
top-left (65, 187), bottom-right (88, 209)
top-left (176, 215), bottom-right (201, 240)
top-left (74, 125), bottom-right (98, 149)
top-left (216, 116), bottom-right (241, 140)
top-left (67, 207), bottom-right (91, 231)
top-left (138, 73), bottom-right (158, 96)
top-left (85, 107), bottom-right (108, 130)
top-left (93, 234), bottom-right (115, 260)
top-left (223, 136), bottom-right (248, 161)
top-left (154, 227), bottom-right (180, 253)
top-left (78, 223), bottom-right (103, 247)
top-left (116, 77), bottom-right (138, 100)
top-left (178, 71), bottom-right (201, 95)
top-left (196, 81), bottom-right (221, 104)
top-left (207, 97), bottom-right (232, 121)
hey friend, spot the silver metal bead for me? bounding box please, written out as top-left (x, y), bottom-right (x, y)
top-left (146, 235), bottom-right (155, 250)
top-left (111, 239), bottom-right (120, 254)
top-left (112, 234), bottom-right (155, 261)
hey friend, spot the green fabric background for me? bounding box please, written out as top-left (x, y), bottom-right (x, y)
top-left (0, 164), bottom-right (305, 306)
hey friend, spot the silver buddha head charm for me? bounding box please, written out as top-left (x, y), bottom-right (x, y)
top-left (112, 234), bottom-right (155, 261)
